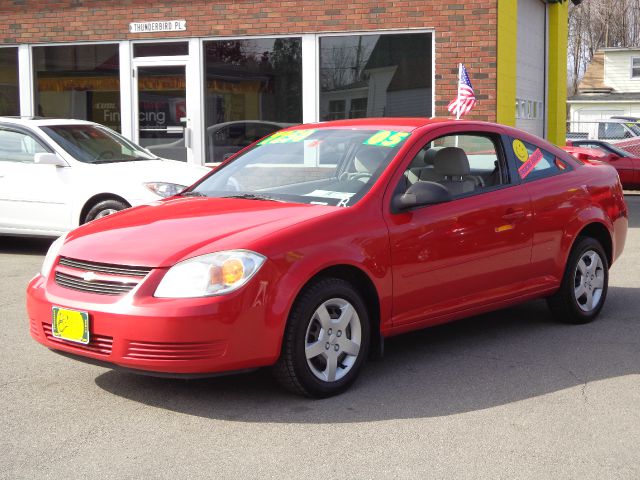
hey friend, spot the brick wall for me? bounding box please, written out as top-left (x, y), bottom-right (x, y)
top-left (0, 0), bottom-right (498, 121)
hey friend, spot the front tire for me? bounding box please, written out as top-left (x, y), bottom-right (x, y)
top-left (273, 278), bottom-right (370, 398)
top-left (547, 237), bottom-right (609, 324)
top-left (83, 199), bottom-right (129, 223)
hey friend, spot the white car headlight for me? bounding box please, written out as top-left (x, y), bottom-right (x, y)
top-left (41, 233), bottom-right (67, 277)
top-left (144, 182), bottom-right (187, 198)
top-left (154, 250), bottom-right (266, 298)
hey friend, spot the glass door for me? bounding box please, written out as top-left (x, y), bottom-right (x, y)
top-left (135, 65), bottom-right (187, 161)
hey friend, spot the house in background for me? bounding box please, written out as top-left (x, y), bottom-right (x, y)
top-left (568, 48), bottom-right (640, 122)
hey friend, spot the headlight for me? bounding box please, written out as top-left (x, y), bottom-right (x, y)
top-left (41, 233), bottom-right (67, 277)
top-left (144, 182), bottom-right (187, 198)
top-left (154, 250), bottom-right (266, 298)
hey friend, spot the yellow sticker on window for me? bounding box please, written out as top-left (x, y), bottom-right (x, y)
top-left (512, 139), bottom-right (529, 163)
top-left (364, 130), bottom-right (410, 147)
top-left (259, 129), bottom-right (316, 145)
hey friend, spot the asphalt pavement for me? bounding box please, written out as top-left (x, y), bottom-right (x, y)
top-left (1, 196), bottom-right (639, 479)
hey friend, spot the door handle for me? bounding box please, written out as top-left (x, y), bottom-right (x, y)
top-left (502, 209), bottom-right (525, 221)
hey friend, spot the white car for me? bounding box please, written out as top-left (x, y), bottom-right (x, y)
top-left (0, 117), bottom-right (210, 237)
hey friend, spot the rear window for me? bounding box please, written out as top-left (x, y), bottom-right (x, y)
top-left (511, 138), bottom-right (570, 182)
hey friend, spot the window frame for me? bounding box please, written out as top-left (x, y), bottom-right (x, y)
top-left (507, 135), bottom-right (572, 184)
top-left (631, 56), bottom-right (640, 79)
top-left (13, 31), bottom-right (435, 167)
top-left (0, 125), bottom-right (52, 164)
top-left (0, 46), bottom-right (20, 116)
top-left (317, 29), bottom-right (435, 122)
top-left (392, 130), bottom-right (513, 211)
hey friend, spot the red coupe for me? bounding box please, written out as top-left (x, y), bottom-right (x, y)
top-left (27, 119), bottom-right (628, 397)
top-left (564, 139), bottom-right (640, 189)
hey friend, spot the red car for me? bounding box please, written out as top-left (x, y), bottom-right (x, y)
top-left (564, 140), bottom-right (640, 189)
top-left (27, 119), bottom-right (628, 397)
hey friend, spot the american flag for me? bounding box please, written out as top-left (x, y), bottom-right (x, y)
top-left (447, 64), bottom-right (476, 118)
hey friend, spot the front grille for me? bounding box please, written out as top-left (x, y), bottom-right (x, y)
top-left (124, 340), bottom-right (227, 361)
top-left (55, 272), bottom-right (135, 295)
top-left (58, 257), bottom-right (152, 277)
top-left (43, 323), bottom-right (113, 356)
top-left (54, 256), bottom-right (152, 296)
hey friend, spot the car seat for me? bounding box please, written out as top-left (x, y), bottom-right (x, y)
top-left (433, 147), bottom-right (477, 196)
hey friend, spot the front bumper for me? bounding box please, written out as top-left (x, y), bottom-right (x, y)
top-left (26, 268), bottom-right (281, 375)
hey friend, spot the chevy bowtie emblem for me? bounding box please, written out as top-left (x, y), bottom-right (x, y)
top-left (83, 271), bottom-right (98, 282)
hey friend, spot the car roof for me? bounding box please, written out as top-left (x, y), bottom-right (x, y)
top-left (571, 139), bottom-right (607, 145)
top-left (296, 117), bottom-right (451, 131)
top-left (611, 116), bottom-right (639, 121)
top-left (0, 116), bottom-right (97, 127)
top-left (286, 117), bottom-right (522, 133)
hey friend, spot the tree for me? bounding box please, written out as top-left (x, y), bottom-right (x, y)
top-left (568, 0), bottom-right (640, 94)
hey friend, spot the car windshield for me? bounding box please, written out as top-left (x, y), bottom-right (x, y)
top-left (41, 124), bottom-right (158, 164)
top-left (191, 128), bottom-right (411, 207)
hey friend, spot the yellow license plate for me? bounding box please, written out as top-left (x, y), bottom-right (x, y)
top-left (51, 307), bottom-right (90, 345)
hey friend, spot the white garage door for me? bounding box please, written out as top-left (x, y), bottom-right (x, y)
top-left (516, 0), bottom-right (546, 137)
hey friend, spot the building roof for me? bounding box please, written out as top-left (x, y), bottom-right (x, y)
top-left (602, 46), bottom-right (640, 52)
top-left (576, 51), bottom-right (612, 93)
top-left (568, 92), bottom-right (640, 102)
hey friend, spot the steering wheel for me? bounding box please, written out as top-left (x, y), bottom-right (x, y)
top-left (339, 172), bottom-right (371, 183)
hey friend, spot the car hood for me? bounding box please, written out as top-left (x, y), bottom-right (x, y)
top-left (61, 197), bottom-right (337, 267)
top-left (88, 159), bottom-right (210, 187)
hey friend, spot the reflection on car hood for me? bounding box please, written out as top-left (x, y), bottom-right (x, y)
top-left (90, 159), bottom-right (210, 186)
top-left (61, 197), bottom-right (336, 267)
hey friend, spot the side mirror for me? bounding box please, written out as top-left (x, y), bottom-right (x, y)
top-left (392, 181), bottom-right (452, 211)
top-left (34, 152), bottom-right (68, 167)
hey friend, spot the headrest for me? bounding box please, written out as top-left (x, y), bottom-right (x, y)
top-left (423, 146), bottom-right (444, 166)
top-left (354, 148), bottom-right (386, 173)
top-left (433, 147), bottom-right (471, 176)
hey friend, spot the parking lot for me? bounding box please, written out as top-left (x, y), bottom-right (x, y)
top-left (1, 195), bottom-right (639, 479)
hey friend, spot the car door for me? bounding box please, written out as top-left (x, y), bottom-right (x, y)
top-left (0, 126), bottom-right (73, 234)
top-left (384, 127), bottom-right (534, 329)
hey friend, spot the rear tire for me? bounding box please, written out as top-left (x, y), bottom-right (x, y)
top-left (547, 237), bottom-right (609, 324)
top-left (273, 278), bottom-right (370, 398)
top-left (83, 199), bottom-right (129, 223)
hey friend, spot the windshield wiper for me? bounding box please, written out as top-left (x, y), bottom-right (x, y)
top-left (222, 193), bottom-right (285, 202)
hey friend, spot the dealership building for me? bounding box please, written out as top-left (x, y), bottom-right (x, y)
top-left (0, 0), bottom-right (569, 164)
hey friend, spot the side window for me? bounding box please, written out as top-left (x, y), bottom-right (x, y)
top-left (401, 133), bottom-right (506, 198)
top-left (0, 129), bottom-right (47, 163)
top-left (599, 122), bottom-right (625, 140)
top-left (511, 137), bottom-right (568, 182)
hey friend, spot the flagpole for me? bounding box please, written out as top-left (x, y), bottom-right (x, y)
top-left (456, 63), bottom-right (462, 121)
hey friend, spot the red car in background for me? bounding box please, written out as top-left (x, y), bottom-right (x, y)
top-left (27, 119), bottom-right (628, 397)
top-left (564, 139), bottom-right (640, 189)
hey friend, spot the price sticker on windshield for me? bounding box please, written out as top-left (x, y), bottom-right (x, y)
top-left (259, 129), bottom-right (316, 145)
top-left (364, 130), bottom-right (410, 147)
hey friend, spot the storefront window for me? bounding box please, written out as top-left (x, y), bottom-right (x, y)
top-left (319, 33), bottom-right (432, 121)
top-left (33, 44), bottom-right (120, 130)
top-left (0, 48), bottom-right (20, 116)
top-left (203, 38), bottom-right (302, 163)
